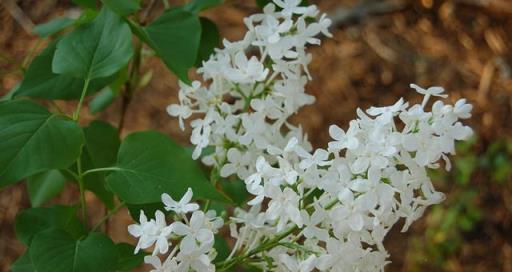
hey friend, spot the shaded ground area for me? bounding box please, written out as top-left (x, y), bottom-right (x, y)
top-left (1, 0), bottom-right (511, 271)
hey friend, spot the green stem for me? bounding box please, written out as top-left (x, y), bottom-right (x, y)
top-left (73, 77), bottom-right (91, 121)
top-left (216, 198), bottom-right (340, 270)
top-left (92, 201), bottom-right (126, 232)
top-left (62, 168), bottom-right (79, 181)
top-left (76, 157), bottom-right (88, 227)
top-left (217, 225), bottom-right (298, 271)
top-left (82, 167), bottom-right (122, 178)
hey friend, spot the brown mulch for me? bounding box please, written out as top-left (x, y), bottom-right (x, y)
top-left (1, 0), bottom-right (511, 271)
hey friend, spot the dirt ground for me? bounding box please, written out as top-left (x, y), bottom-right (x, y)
top-left (1, 0), bottom-right (512, 271)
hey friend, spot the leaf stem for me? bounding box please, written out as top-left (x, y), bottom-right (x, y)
top-left (82, 167), bottom-right (123, 178)
top-left (92, 201), bottom-right (126, 232)
top-left (76, 157), bottom-right (88, 228)
top-left (73, 77), bottom-right (91, 121)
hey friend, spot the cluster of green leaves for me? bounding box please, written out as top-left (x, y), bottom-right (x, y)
top-left (0, 0), bottom-right (229, 271)
top-left (409, 137), bottom-right (512, 269)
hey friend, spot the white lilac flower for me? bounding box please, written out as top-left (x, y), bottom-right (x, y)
top-left (145, 0), bottom-right (476, 270)
top-left (144, 255), bottom-right (178, 272)
top-left (173, 211), bottom-right (214, 254)
top-left (128, 210), bottom-right (173, 255)
top-left (175, 243), bottom-right (215, 272)
top-left (161, 188), bottom-right (199, 215)
top-left (279, 254), bottom-right (317, 272)
top-left (327, 124), bottom-right (359, 152)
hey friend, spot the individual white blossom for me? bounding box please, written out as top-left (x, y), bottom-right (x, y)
top-left (162, 188), bottom-right (199, 215)
top-left (127, 210), bottom-right (173, 255)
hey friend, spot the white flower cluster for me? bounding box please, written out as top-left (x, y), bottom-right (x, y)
top-left (130, 0), bottom-right (474, 271)
top-left (128, 188), bottom-right (223, 272)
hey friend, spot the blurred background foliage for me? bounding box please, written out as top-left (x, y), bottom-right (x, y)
top-left (1, 0), bottom-right (511, 271)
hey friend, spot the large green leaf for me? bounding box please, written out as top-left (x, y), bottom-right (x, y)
top-left (11, 252), bottom-right (34, 272)
top-left (102, 0), bottom-right (140, 16)
top-left (53, 7), bottom-right (133, 80)
top-left (81, 121), bottom-right (120, 208)
top-left (115, 243), bottom-right (146, 271)
top-left (106, 131), bottom-right (225, 204)
top-left (15, 205), bottom-right (85, 245)
top-left (184, 0), bottom-right (222, 13)
top-left (0, 100), bottom-right (84, 186)
top-left (127, 202), bottom-right (166, 222)
top-left (33, 17), bottom-right (75, 37)
top-left (145, 8), bottom-right (201, 83)
top-left (14, 42), bottom-right (115, 100)
top-left (30, 229), bottom-right (118, 272)
top-left (27, 170), bottom-right (67, 207)
top-left (196, 17), bottom-right (220, 66)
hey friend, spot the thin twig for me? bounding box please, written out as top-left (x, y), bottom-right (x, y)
top-left (92, 201), bottom-right (126, 232)
top-left (1, 0), bottom-right (35, 33)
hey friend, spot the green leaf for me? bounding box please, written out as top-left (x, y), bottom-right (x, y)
top-left (0, 100), bottom-right (84, 186)
top-left (30, 229), bottom-right (118, 272)
top-left (102, 0), bottom-right (140, 16)
top-left (115, 243), bottom-right (146, 271)
top-left (27, 170), bottom-right (67, 207)
top-left (33, 17), bottom-right (75, 37)
top-left (81, 121), bottom-right (120, 209)
top-left (11, 252), bottom-right (34, 272)
top-left (184, 0), bottom-right (222, 13)
top-left (145, 8), bottom-right (201, 83)
top-left (53, 7), bottom-right (133, 80)
top-left (127, 202), bottom-right (166, 222)
top-left (196, 17), bottom-right (220, 66)
top-left (72, 0), bottom-right (97, 9)
top-left (221, 178), bottom-right (249, 206)
top-left (15, 205), bottom-right (85, 245)
top-left (214, 235), bottom-right (230, 262)
top-left (14, 42), bottom-right (115, 100)
top-left (76, 9), bottom-right (100, 25)
top-left (106, 131), bottom-right (226, 204)
top-left (89, 87), bottom-right (117, 113)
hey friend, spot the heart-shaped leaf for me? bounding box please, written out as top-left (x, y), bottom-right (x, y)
top-left (14, 42), bottom-right (115, 100)
top-left (106, 131), bottom-right (226, 204)
top-left (145, 8), bottom-right (201, 83)
top-left (30, 229), bottom-right (118, 272)
top-left (115, 243), bottom-right (147, 271)
top-left (15, 205), bottom-right (85, 245)
top-left (0, 100), bottom-right (84, 186)
top-left (196, 17), bottom-right (220, 66)
top-left (53, 7), bottom-right (133, 80)
top-left (11, 252), bottom-right (34, 272)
